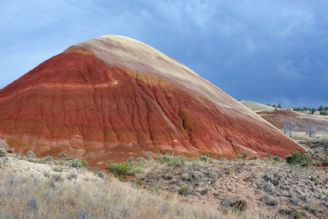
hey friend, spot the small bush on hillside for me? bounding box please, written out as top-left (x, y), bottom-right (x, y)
top-left (38, 156), bottom-right (54, 164)
top-left (279, 208), bottom-right (305, 219)
top-left (262, 195), bottom-right (277, 206)
top-left (109, 162), bottom-right (132, 177)
top-left (52, 167), bottom-right (63, 172)
top-left (58, 152), bottom-right (68, 159)
top-left (70, 159), bottom-right (88, 168)
top-left (95, 171), bottom-right (106, 179)
top-left (67, 172), bottom-right (78, 181)
top-left (43, 171), bottom-right (50, 178)
top-left (222, 198), bottom-right (248, 212)
top-left (178, 185), bottom-right (191, 196)
top-left (286, 152), bottom-right (311, 167)
top-left (160, 155), bottom-right (185, 167)
top-left (27, 198), bottom-right (39, 210)
top-left (26, 150), bottom-right (36, 159)
top-left (109, 160), bottom-right (144, 177)
top-left (237, 153), bottom-right (248, 159)
top-left (0, 148), bottom-right (6, 157)
top-left (51, 174), bottom-right (64, 183)
top-left (199, 155), bottom-right (210, 162)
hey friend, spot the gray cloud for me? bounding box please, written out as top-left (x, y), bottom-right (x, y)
top-left (0, 0), bottom-right (327, 107)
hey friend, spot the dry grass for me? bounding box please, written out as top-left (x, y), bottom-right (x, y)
top-left (0, 157), bottom-right (246, 219)
top-left (2, 151), bottom-right (325, 219)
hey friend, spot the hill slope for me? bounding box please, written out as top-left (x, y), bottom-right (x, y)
top-left (0, 35), bottom-right (303, 167)
top-left (259, 110), bottom-right (328, 133)
top-left (240, 100), bottom-right (275, 113)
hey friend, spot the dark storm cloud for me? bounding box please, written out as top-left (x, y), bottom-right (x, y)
top-left (0, 0), bottom-right (327, 106)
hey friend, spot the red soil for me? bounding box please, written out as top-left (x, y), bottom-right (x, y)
top-left (0, 37), bottom-right (304, 168)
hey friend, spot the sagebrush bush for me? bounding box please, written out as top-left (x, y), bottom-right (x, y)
top-left (38, 156), bottom-right (54, 164)
top-left (26, 150), bottom-right (36, 158)
top-left (95, 171), bottom-right (105, 179)
top-left (178, 185), bottom-right (191, 196)
top-left (0, 148), bottom-right (6, 157)
top-left (286, 152), bottom-right (311, 167)
top-left (160, 155), bottom-right (185, 167)
top-left (199, 155), bottom-right (210, 162)
top-left (262, 195), bottom-right (277, 206)
top-left (69, 159), bottom-right (88, 168)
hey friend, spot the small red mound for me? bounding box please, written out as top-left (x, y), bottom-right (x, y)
top-left (0, 36), bottom-right (304, 168)
top-left (258, 110), bottom-right (328, 132)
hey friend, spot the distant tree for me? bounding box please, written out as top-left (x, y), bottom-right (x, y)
top-left (320, 111), bottom-right (327, 116)
top-left (311, 108), bottom-right (316, 114)
top-left (283, 120), bottom-right (296, 137)
top-left (306, 126), bottom-right (317, 138)
top-left (277, 104), bottom-right (282, 109)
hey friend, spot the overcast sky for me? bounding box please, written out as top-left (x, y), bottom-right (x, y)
top-left (0, 0), bottom-right (327, 107)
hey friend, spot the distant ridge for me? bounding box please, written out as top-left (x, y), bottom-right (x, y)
top-left (240, 100), bottom-right (275, 113)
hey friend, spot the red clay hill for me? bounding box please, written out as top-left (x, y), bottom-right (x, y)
top-left (0, 35), bottom-right (303, 167)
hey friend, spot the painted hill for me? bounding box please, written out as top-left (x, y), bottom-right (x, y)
top-left (0, 35), bottom-right (303, 167)
top-left (240, 100), bottom-right (275, 113)
top-left (258, 110), bottom-right (328, 133)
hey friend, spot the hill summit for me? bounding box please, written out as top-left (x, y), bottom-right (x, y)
top-left (0, 35), bottom-right (303, 167)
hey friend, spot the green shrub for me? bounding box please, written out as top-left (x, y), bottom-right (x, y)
top-left (0, 148), bottom-right (6, 157)
top-left (286, 152), bottom-right (311, 167)
top-left (199, 155), bottom-right (210, 162)
top-left (69, 159), bottom-right (88, 168)
top-left (109, 160), bottom-right (145, 177)
top-left (160, 155), bottom-right (185, 167)
top-left (109, 162), bottom-right (131, 177)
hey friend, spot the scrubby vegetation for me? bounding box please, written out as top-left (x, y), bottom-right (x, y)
top-left (26, 150), bottom-right (36, 158)
top-left (109, 162), bottom-right (131, 177)
top-left (135, 154), bottom-right (327, 218)
top-left (160, 155), bottom-right (186, 167)
top-left (109, 159), bottom-right (145, 177)
top-left (293, 105), bottom-right (328, 115)
top-left (267, 103), bottom-right (282, 109)
top-left (0, 156), bottom-right (232, 219)
top-left (0, 147), bottom-right (6, 157)
top-left (0, 144), bottom-right (326, 219)
top-left (38, 156), bottom-right (54, 164)
top-left (286, 152), bottom-right (311, 167)
top-left (69, 159), bottom-right (88, 168)
top-left (199, 155), bottom-right (211, 162)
